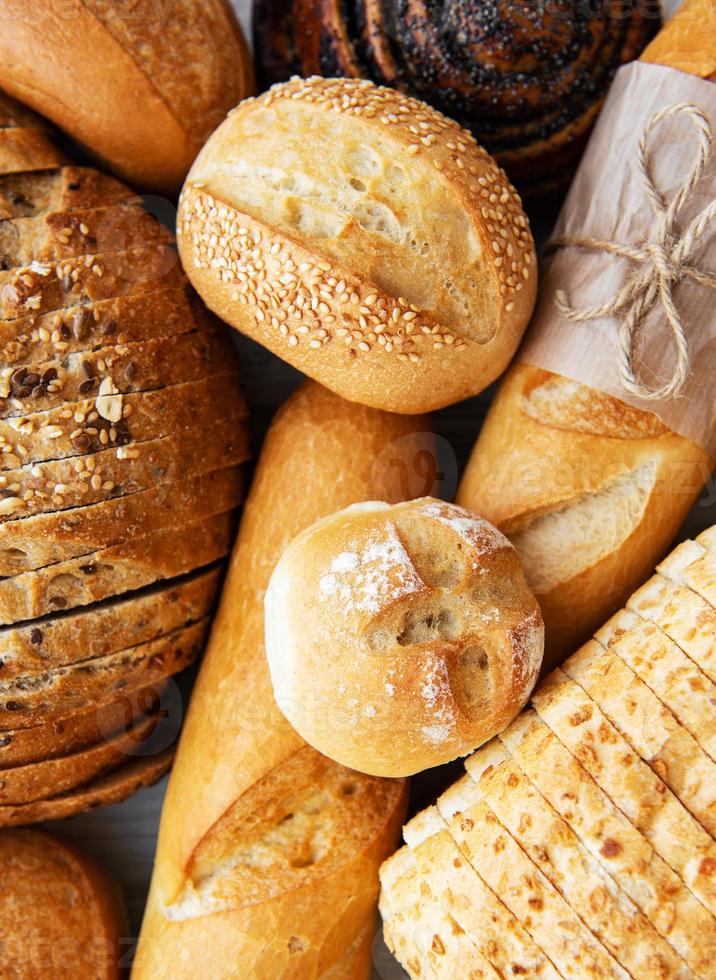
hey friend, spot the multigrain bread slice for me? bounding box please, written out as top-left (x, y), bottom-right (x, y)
top-left (0, 285), bottom-right (201, 367)
top-left (0, 617), bottom-right (209, 728)
top-left (0, 828), bottom-right (127, 977)
top-left (0, 679), bottom-right (169, 768)
top-left (0, 463), bottom-right (243, 574)
top-left (659, 529), bottom-right (716, 609)
top-left (401, 806), bottom-right (561, 979)
top-left (0, 326), bottom-right (235, 420)
top-left (0, 748), bottom-right (174, 827)
top-left (499, 710), bottom-right (716, 978)
top-left (0, 165), bottom-right (136, 220)
top-left (380, 846), bottom-right (499, 980)
top-left (0, 567), bottom-right (221, 678)
top-left (532, 671), bottom-right (716, 915)
top-left (435, 773), bottom-right (628, 979)
top-left (0, 371), bottom-right (245, 470)
top-left (379, 848), bottom-right (435, 979)
top-left (0, 510), bottom-right (234, 625)
top-left (567, 637), bottom-right (716, 835)
top-left (464, 740), bottom-right (692, 979)
top-left (0, 244), bottom-right (183, 321)
top-left (0, 201), bottom-right (174, 269)
top-left (629, 574), bottom-right (716, 682)
top-left (0, 414), bottom-right (249, 521)
top-left (596, 607), bottom-right (716, 762)
top-left (0, 708), bottom-right (161, 805)
top-left (0, 126), bottom-right (67, 176)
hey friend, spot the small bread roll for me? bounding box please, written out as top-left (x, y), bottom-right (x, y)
top-left (265, 498), bottom-right (544, 776)
top-left (178, 76), bottom-right (537, 413)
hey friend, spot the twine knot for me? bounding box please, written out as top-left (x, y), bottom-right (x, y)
top-left (550, 102), bottom-right (716, 401)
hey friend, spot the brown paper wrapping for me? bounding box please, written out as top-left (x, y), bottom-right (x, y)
top-left (521, 61), bottom-right (716, 457)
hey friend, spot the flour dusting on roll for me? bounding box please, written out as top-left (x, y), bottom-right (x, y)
top-left (265, 498), bottom-right (544, 776)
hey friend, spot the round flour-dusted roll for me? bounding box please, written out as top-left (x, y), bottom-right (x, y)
top-left (178, 76), bottom-right (537, 414)
top-left (265, 498), bottom-right (544, 776)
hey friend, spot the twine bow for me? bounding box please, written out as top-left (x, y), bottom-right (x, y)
top-left (549, 102), bottom-right (716, 401)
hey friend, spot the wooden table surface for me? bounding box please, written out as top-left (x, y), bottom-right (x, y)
top-left (46, 1), bottom-right (707, 977)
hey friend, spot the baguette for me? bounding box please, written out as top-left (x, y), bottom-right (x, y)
top-left (456, 0), bottom-right (716, 667)
top-left (0, 749), bottom-right (174, 827)
top-left (0, 828), bottom-right (127, 978)
top-left (133, 382), bottom-right (438, 978)
top-left (0, 0), bottom-right (253, 195)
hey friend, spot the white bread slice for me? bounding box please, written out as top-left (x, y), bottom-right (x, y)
top-left (532, 675), bottom-right (716, 915)
top-left (0, 463), bottom-right (243, 575)
top-left (435, 773), bottom-right (627, 978)
top-left (0, 510), bottom-right (233, 625)
top-left (402, 805), bottom-right (561, 979)
top-left (499, 710), bottom-right (716, 977)
top-left (597, 607), bottom-right (716, 762)
top-left (0, 566), bottom-right (220, 677)
top-left (464, 739), bottom-right (691, 979)
top-left (568, 637), bottom-right (716, 834)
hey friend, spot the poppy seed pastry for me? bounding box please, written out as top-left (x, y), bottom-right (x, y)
top-left (177, 76), bottom-right (537, 413)
top-left (264, 498), bottom-right (544, 777)
top-left (253, 0), bottom-right (659, 196)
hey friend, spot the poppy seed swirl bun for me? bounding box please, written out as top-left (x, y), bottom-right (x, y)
top-left (253, 0), bottom-right (659, 196)
top-left (264, 498), bottom-right (544, 777)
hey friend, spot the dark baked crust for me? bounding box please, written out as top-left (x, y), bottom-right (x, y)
top-left (253, 0), bottom-right (660, 196)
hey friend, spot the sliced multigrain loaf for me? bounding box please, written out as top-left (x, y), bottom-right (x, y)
top-left (401, 805), bottom-right (561, 979)
top-left (0, 165), bottom-right (135, 221)
top-left (0, 201), bottom-right (174, 269)
top-left (435, 773), bottom-right (628, 979)
top-left (0, 617), bottom-right (209, 728)
top-left (0, 285), bottom-right (201, 367)
top-left (596, 607), bottom-right (716, 762)
top-left (0, 326), bottom-right (235, 420)
top-left (532, 671), bottom-right (716, 915)
top-left (0, 679), bottom-right (169, 769)
top-left (0, 566), bottom-right (221, 678)
top-left (0, 413), bottom-right (249, 520)
top-left (0, 510), bottom-right (234, 625)
top-left (0, 126), bottom-right (67, 176)
top-left (0, 748), bottom-right (174, 826)
top-left (0, 244), bottom-right (183, 320)
top-left (0, 463), bottom-right (243, 574)
top-left (0, 827), bottom-right (127, 977)
top-left (499, 710), bottom-right (716, 978)
top-left (464, 740), bottom-right (692, 980)
top-left (628, 574), bottom-right (716, 682)
top-left (0, 708), bottom-right (162, 805)
top-left (0, 371), bottom-right (244, 470)
top-left (566, 637), bottom-right (716, 836)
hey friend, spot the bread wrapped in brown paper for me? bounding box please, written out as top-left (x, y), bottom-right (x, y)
top-left (457, 0), bottom-right (716, 669)
top-left (133, 382), bottom-right (440, 978)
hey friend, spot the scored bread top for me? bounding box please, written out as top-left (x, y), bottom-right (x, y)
top-left (178, 75), bottom-right (537, 412)
top-left (265, 496), bottom-right (543, 776)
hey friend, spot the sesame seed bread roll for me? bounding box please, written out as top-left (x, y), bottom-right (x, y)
top-left (265, 497), bottom-right (544, 777)
top-left (456, 0), bottom-right (716, 669)
top-left (177, 76), bottom-right (537, 414)
top-left (0, 0), bottom-right (254, 195)
top-left (0, 828), bottom-right (127, 978)
top-left (134, 382), bottom-right (436, 979)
